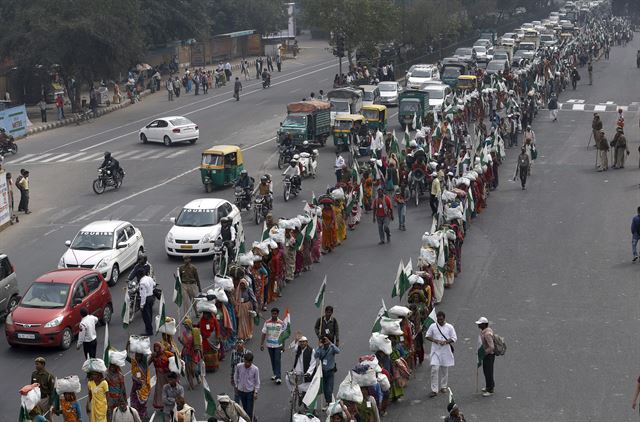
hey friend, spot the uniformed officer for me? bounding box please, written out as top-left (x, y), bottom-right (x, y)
top-left (31, 357), bottom-right (55, 421)
top-left (179, 256), bottom-right (201, 317)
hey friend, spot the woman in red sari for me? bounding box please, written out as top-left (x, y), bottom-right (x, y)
top-left (321, 199), bottom-right (337, 253)
top-left (199, 310), bottom-right (221, 372)
top-left (151, 342), bottom-right (174, 411)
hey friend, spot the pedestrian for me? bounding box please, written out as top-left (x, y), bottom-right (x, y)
top-left (597, 129), bottom-right (609, 172)
top-left (161, 373), bottom-right (184, 422)
top-left (233, 352), bottom-right (260, 419)
top-left (16, 169), bottom-right (31, 214)
top-left (430, 171), bottom-right (441, 216)
top-left (173, 77), bottom-right (181, 98)
top-left (128, 350), bottom-right (151, 420)
top-left (321, 200), bottom-right (337, 253)
top-left (105, 363), bottom-right (127, 421)
top-left (241, 59), bottom-right (249, 80)
top-left (611, 127), bottom-right (629, 169)
top-left (55, 94), bottom-right (64, 120)
top-left (111, 398), bottom-right (142, 422)
top-left (234, 279), bottom-right (257, 341)
top-left (175, 395), bottom-right (195, 422)
top-left (267, 55), bottom-right (274, 72)
top-left (591, 113), bottom-right (602, 145)
top-left (444, 402), bottom-right (466, 422)
top-left (372, 186), bottom-right (393, 244)
top-left (166, 79), bottom-right (174, 101)
top-left (212, 394), bottom-right (251, 422)
top-left (260, 307), bottom-right (285, 384)
top-left (138, 268), bottom-right (156, 336)
top-left (425, 311), bottom-right (457, 397)
top-left (334, 152), bottom-right (345, 183)
top-left (588, 61), bottom-right (593, 85)
top-left (38, 97), bottom-right (47, 122)
top-left (514, 146), bottom-right (530, 190)
top-left (476, 316), bottom-right (495, 397)
top-left (233, 77), bottom-right (242, 101)
top-left (548, 94), bottom-right (558, 122)
top-left (290, 334), bottom-right (317, 399)
top-left (224, 62), bottom-right (232, 81)
top-left (152, 342), bottom-right (175, 413)
top-left (177, 318), bottom-right (202, 390)
top-left (255, 59), bottom-right (260, 79)
top-left (76, 307), bottom-right (98, 358)
top-left (179, 256), bottom-right (201, 317)
top-left (314, 305), bottom-right (340, 346)
top-left (199, 309), bottom-right (221, 372)
top-left (631, 207), bottom-right (640, 262)
top-left (276, 54), bottom-right (282, 72)
top-left (87, 371), bottom-right (109, 422)
top-left (394, 186), bottom-right (406, 231)
top-left (31, 357), bottom-right (55, 422)
top-left (229, 339), bottom-right (252, 401)
top-left (56, 392), bottom-right (82, 422)
top-left (315, 336), bottom-right (340, 405)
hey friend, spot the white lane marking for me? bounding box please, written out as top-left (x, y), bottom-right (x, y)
top-left (77, 62), bottom-right (339, 152)
top-left (21, 153), bottom-right (54, 163)
top-left (46, 205), bottom-right (84, 223)
top-left (147, 150), bottom-right (172, 159)
top-left (606, 101), bottom-right (614, 104)
top-left (131, 149), bottom-right (160, 159)
top-left (594, 104), bottom-right (607, 112)
top-left (41, 58), bottom-right (338, 153)
top-left (160, 205), bottom-right (184, 222)
top-left (7, 153), bottom-right (36, 164)
top-left (70, 135), bottom-right (276, 224)
top-left (105, 204), bottom-right (136, 219)
top-left (573, 104), bottom-right (585, 111)
top-left (57, 152), bottom-right (87, 162)
top-left (619, 105), bottom-right (628, 112)
top-left (166, 150), bottom-right (189, 158)
top-left (114, 150), bottom-right (141, 160)
top-left (291, 88), bottom-right (301, 93)
top-left (40, 153), bottom-right (70, 163)
top-left (131, 205), bottom-right (164, 222)
top-left (79, 152), bottom-right (107, 162)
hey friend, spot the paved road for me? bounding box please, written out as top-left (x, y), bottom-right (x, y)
top-left (1, 35), bottom-right (639, 421)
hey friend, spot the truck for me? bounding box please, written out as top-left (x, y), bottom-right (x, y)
top-left (327, 88), bottom-right (363, 126)
top-left (398, 91), bottom-right (429, 130)
top-left (277, 100), bottom-right (331, 146)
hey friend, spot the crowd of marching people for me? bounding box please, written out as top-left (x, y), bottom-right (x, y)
top-left (16, 12), bottom-right (633, 422)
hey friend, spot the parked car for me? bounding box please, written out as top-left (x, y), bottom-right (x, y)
top-left (378, 81), bottom-right (402, 106)
top-left (5, 269), bottom-right (113, 349)
top-left (58, 220), bottom-right (145, 286)
top-left (0, 254), bottom-right (19, 316)
top-left (139, 116), bottom-right (199, 146)
top-left (406, 65), bottom-right (439, 90)
top-left (165, 198), bottom-right (243, 257)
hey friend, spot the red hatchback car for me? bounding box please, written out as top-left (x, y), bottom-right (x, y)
top-left (5, 269), bottom-right (113, 349)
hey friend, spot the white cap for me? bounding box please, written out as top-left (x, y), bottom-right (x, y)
top-left (299, 336), bottom-right (308, 342)
top-left (475, 316), bottom-right (489, 325)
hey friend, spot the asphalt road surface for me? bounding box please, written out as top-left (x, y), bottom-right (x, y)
top-left (2, 35), bottom-right (640, 421)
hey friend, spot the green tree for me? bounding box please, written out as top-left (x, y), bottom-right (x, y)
top-left (208, 0), bottom-right (287, 35)
top-left (0, 0), bottom-right (145, 110)
top-left (140, 0), bottom-right (210, 46)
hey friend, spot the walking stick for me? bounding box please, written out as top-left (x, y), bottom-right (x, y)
top-left (475, 367), bottom-right (479, 393)
top-left (587, 131), bottom-right (593, 149)
top-left (595, 148), bottom-right (598, 169)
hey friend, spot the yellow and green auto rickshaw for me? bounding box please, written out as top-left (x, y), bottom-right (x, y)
top-left (457, 75), bottom-right (478, 92)
top-left (333, 114), bottom-right (365, 150)
top-left (200, 145), bottom-right (244, 192)
top-left (361, 104), bottom-right (388, 132)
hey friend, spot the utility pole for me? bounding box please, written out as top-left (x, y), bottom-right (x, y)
top-left (335, 34), bottom-right (345, 81)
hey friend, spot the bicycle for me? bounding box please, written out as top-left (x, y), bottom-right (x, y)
top-left (285, 371), bottom-right (307, 420)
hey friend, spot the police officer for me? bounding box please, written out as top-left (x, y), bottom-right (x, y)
top-left (179, 256), bottom-right (201, 317)
top-left (31, 357), bottom-right (55, 421)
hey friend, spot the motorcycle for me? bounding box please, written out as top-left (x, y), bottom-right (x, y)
top-left (298, 150), bottom-right (318, 178)
top-left (92, 167), bottom-right (124, 194)
top-left (253, 194), bottom-right (271, 225)
top-left (262, 74), bottom-right (271, 89)
top-left (0, 136), bottom-right (17, 155)
top-left (278, 145), bottom-right (295, 170)
top-left (408, 169), bottom-right (427, 206)
top-left (211, 238), bottom-right (232, 277)
top-left (124, 278), bottom-right (141, 324)
top-left (282, 175), bottom-right (300, 202)
top-left (234, 186), bottom-right (253, 211)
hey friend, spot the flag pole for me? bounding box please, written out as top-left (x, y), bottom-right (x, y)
top-left (475, 367), bottom-right (479, 393)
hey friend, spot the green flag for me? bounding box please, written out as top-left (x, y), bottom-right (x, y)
top-left (477, 345), bottom-right (486, 368)
top-left (102, 323), bottom-right (111, 367)
top-left (302, 359), bottom-right (324, 409)
top-left (155, 292), bottom-right (166, 334)
top-left (173, 270), bottom-right (183, 308)
top-left (121, 288), bottom-right (131, 329)
top-left (403, 126), bottom-right (411, 149)
top-left (424, 307), bottom-right (436, 328)
top-left (391, 260), bottom-right (404, 298)
top-left (253, 310), bottom-right (263, 326)
top-left (314, 276), bottom-right (327, 308)
top-left (203, 377), bottom-right (217, 415)
top-left (371, 298), bottom-right (388, 332)
top-left (261, 220), bottom-right (270, 241)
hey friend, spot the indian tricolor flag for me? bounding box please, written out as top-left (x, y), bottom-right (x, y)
top-left (278, 309), bottom-right (291, 343)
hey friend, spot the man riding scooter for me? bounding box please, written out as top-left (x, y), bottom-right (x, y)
top-left (257, 175), bottom-right (273, 210)
top-left (0, 128), bottom-right (17, 154)
top-left (295, 141), bottom-right (319, 178)
top-left (282, 158), bottom-right (302, 191)
top-left (262, 68), bottom-right (271, 88)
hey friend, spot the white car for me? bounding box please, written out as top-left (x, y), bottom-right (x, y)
top-left (406, 65), bottom-right (439, 90)
top-left (139, 116), bottom-right (199, 146)
top-left (421, 83), bottom-right (451, 112)
top-left (58, 220), bottom-right (145, 286)
top-left (378, 81), bottom-right (402, 106)
top-left (165, 198), bottom-right (243, 257)
top-left (473, 46), bottom-right (493, 60)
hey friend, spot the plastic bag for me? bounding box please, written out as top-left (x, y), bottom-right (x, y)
top-left (351, 365), bottom-right (377, 387)
top-left (421, 232), bottom-right (440, 248)
top-left (156, 316), bottom-right (177, 335)
top-left (238, 253), bottom-right (255, 266)
top-left (81, 358), bottom-right (107, 374)
top-left (326, 401), bottom-right (344, 417)
top-left (377, 373), bottom-right (391, 392)
top-left (419, 247), bottom-right (437, 266)
top-left (408, 274), bottom-right (424, 285)
top-left (168, 355), bottom-right (185, 375)
top-left (380, 317), bottom-right (402, 336)
top-left (368, 332), bottom-right (392, 355)
top-left (445, 205), bottom-right (463, 221)
top-left (129, 335), bottom-right (151, 355)
top-left (55, 375), bottom-right (82, 394)
top-left (388, 305), bottom-right (411, 318)
top-left (109, 350), bottom-right (127, 368)
top-left (20, 386), bottom-right (41, 412)
top-left (292, 414), bottom-right (320, 422)
top-left (214, 276), bottom-right (234, 292)
top-left (196, 300), bottom-right (217, 314)
top-left (331, 188), bottom-right (345, 201)
top-left (213, 287), bottom-right (228, 303)
top-left (337, 374), bottom-right (363, 403)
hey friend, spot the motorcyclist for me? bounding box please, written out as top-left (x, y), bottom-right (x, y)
top-left (234, 169), bottom-right (253, 207)
top-left (127, 253), bottom-right (152, 281)
top-left (99, 151), bottom-right (123, 179)
top-left (0, 128), bottom-right (13, 149)
top-left (219, 216), bottom-right (237, 258)
top-left (261, 68), bottom-right (271, 86)
top-left (282, 158), bottom-right (302, 190)
top-left (257, 175), bottom-right (273, 210)
top-left (295, 140), bottom-right (314, 154)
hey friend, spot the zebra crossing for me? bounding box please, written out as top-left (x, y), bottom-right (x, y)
top-left (43, 202), bottom-right (189, 226)
top-left (6, 149), bottom-right (190, 165)
top-left (558, 99), bottom-right (639, 112)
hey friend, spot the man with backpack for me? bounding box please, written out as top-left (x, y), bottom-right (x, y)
top-left (476, 316), bottom-right (505, 397)
top-left (514, 147), bottom-right (530, 190)
top-left (372, 186), bottom-right (394, 244)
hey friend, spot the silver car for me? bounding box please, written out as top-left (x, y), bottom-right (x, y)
top-left (0, 254), bottom-right (19, 316)
top-left (378, 81), bottom-right (402, 106)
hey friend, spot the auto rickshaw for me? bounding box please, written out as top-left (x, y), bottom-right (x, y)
top-left (200, 145), bottom-right (244, 192)
top-left (332, 114), bottom-right (365, 150)
top-left (457, 75), bottom-right (478, 92)
top-left (362, 104), bottom-right (388, 132)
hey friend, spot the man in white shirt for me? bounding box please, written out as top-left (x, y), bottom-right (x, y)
top-left (290, 334), bottom-right (316, 394)
top-left (282, 159), bottom-right (302, 191)
top-left (112, 398), bottom-right (142, 422)
top-left (334, 152), bottom-right (345, 183)
top-left (425, 311), bottom-right (457, 397)
top-left (371, 129), bottom-right (384, 158)
top-left (137, 268), bottom-right (156, 336)
top-left (76, 308), bottom-right (98, 358)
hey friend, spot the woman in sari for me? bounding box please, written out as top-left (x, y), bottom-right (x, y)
top-left (128, 352), bottom-right (151, 419)
top-left (105, 364), bottom-right (127, 422)
top-left (151, 342), bottom-right (174, 411)
top-left (293, 227), bottom-right (304, 276)
top-left (250, 258), bottom-right (267, 310)
top-left (268, 242), bottom-right (283, 301)
top-left (161, 331), bottom-right (179, 357)
top-left (234, 280), bottom-right (257, 341)
top-left (334, 200), bottom-right (347, 244)
top-left (179, 318), bottom-right (202, 390)
top-left (347, 188), bottom-right (362, 230)
top-left (284, 228), bottom-right (296, 282)
top-left (87, 371), bottom-right (109, 422)
top-left (199, 311), bottom-right (221, 372)
top-left (321, 200), bottom-right (337, 253)
top-left (363, 171), bottom-right (373, 211)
